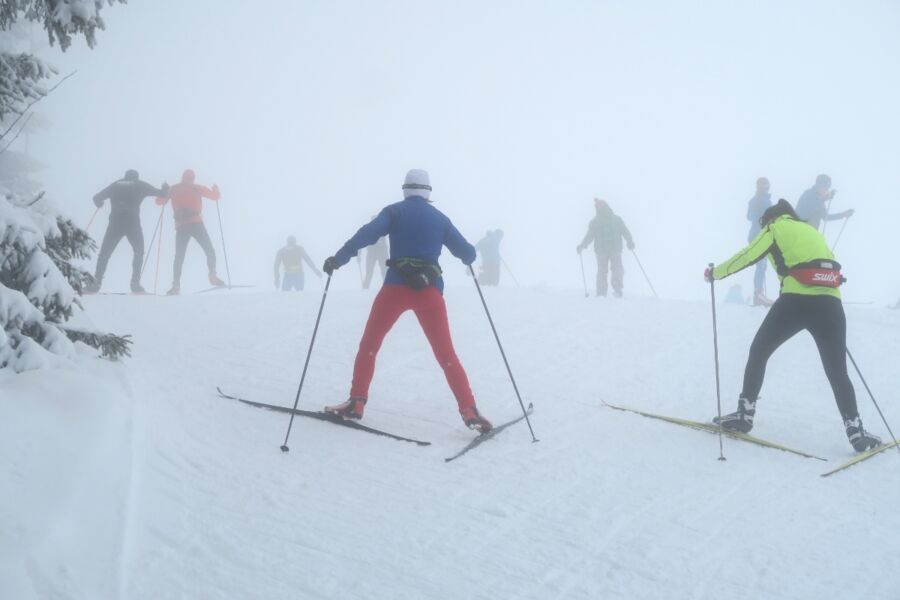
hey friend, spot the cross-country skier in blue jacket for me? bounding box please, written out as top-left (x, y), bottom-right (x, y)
top-left (320, 169), bottom-right (493, 433)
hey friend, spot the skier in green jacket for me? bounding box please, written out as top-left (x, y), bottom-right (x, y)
top-left (705, 199), bottom-right (881, 453)
top-left (576, 199), bottom-right (634, 297)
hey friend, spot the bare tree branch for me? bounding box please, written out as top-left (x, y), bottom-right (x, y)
top-left (0, 69), bottom-right (76, 143)
top-left (25, 190), bottom-right (45, 206)
top-left (0, 111), bottom-right (33, 154)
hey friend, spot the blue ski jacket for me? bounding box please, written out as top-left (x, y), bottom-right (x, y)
top-left (746, 191), bottom-right (772, 241)
top-left (333, 196), bottom-right (476, 293)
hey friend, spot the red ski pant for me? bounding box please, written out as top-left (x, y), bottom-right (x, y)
top-left (350, 284), bottom-right (476, 411)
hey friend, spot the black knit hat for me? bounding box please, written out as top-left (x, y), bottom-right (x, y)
top-left (760, 198), bottom-right (800, 226)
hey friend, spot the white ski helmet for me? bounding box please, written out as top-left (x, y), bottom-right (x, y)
top-left (402, 169), bottom-right (432, 199)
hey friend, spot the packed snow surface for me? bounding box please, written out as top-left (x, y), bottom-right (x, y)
top-left (2, 286), bottom-right (899, 599)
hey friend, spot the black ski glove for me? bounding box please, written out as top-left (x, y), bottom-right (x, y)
top-left (323, 257), bottom-right (339, 275)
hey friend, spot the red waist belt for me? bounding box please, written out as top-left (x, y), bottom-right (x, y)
top-left (788, 260), bottom-right (845, 288)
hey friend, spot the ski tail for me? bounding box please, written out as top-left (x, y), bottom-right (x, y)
top-left (217, 388), bottom-right (431, 446)
top-left (445, 403), bottom-right (534, 462)
top-left (820, 439), bottom-right (900, 477)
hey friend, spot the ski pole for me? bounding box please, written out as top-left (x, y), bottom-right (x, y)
top-left (215, 200), bottom-right (232, 288)
top-left (140, 206), bottom-right (164, 277)
top-left (631, 249), bottom-right (659, 298)
top-left (708, 263), bottom-right (726, 462)
top-left (469, 264), bottom-right (538, 442)
top-left (578, 252), bottom-right (589, 297)
top-left (356, 255), bottom-right (364, 287)
top-left (821, 197), bottom-right (834, 235)
top-left (846, 348), bottom-right (900, 455)
top-left (281, 274), bottom-right (332, 452)
top-left (85, 206), bottom-right (100, 233)
top-left (831, 216), bottom-right (849, 252)
top-left (501, 258), bottom-right (520, 287)
top-left (154, 207), bottom-right (165, 295)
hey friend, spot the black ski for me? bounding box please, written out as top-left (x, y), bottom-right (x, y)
top-left (217, 388), bottom-right (431, 446)
top-left (444, 403), bottom-right (534, 463)
top-left (196, 285), bottom-right (256, 294)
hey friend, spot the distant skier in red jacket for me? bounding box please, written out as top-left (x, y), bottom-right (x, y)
top-left (156, 169), bottom-right (224, 295)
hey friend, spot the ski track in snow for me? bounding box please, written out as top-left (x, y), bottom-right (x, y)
top-left (3, 287), bottom-right (900, 599)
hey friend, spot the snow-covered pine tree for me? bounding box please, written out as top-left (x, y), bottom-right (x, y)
top-left (0, 191), bottom-right (131, 371)
top-left (0, 0), bottom-right (130, 371)
top-left (1, 1), bottom-right (126, 124)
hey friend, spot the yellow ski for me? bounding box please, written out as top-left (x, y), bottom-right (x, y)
top-left (603, 401), bottom-right (827, 461)
top-left (820, 439), bottom-right (900, 477)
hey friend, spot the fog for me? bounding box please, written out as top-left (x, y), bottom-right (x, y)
top-left (23, 0), bottom-right (900, 301)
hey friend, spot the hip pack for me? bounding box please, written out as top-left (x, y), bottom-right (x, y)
top-left (174, 208), bottom-right (200, 223)
top-left (789, 259), bottom-right (845, 288)
top-left (386, 257), bottom-right (442, 290)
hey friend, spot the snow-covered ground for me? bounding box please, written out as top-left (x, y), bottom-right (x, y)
top-left (2, 286), bottom-right (899, 599)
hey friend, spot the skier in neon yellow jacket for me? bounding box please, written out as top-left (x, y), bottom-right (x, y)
top-left (706, 199), bottom-right (880, 452)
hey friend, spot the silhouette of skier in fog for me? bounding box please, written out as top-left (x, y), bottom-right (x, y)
top-left (360, 222), bottom-right (388, 289)
top-left (156, 169), bottom-right (224, 295)
top-left (87, 169), bottom-right (169, 294)
top-left (475, 229), bottom-right (503, 286)
top-left (274, 235), bottom-right (321, 291)
top-left (795, 174), bottom-right (854, 231)
top-left (747, 177), bottom-right (773, 306)
top-left (576, 199), bottom-right (634, 297)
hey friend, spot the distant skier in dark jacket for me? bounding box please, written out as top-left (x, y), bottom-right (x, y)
top-left (87, 169), bottom-right (169, 293)
top-left (320, 169), bottom-right (492, 433)
top-left (475, 229), bottom-right (504, 286)
top-left (156, 169), bottom-right (224, 295)
top-left (795, 174), bottom-right (854, 231)
top-left (706, 199), bottom-right (880, 453)
top-left (576, 199), bottom-right (634, 297)
top-left (274, 236), bottom-right (321, 291)
top-left (747, 177), bottom-right (773, 306)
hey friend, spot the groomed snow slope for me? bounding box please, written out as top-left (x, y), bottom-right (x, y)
top-left (3, 287), bottom-right (899, 599)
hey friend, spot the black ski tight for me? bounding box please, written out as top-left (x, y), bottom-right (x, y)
top-left (95, 218), bottom-right (144, 284)
top-left (742, 293), bottom-right (858, 421)
top-left (173, 222), bottom-right (216, 284)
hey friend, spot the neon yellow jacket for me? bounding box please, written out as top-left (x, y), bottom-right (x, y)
top-left (712, 215), bottom-right (841, 299)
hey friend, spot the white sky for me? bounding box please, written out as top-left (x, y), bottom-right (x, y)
top-left (20, 0), bottom-right (900, 300)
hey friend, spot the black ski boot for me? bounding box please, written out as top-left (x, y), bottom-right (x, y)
top-left (713, 396), bottom-right (756, 433)
top-left (844, 417), bottom-right (881, 452)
